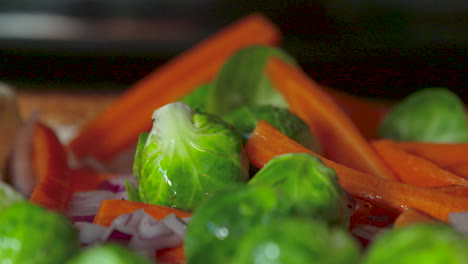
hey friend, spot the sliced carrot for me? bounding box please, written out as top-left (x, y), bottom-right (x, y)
top-left (372, 139), bottom-right (468, 187)
top-left (69, 13), bottom-right (281, 164)
top-left (93, 199), bottom-right (191, 226)
top-left (29, 122), bottom-right (71, 212)
top-left (393, 208), bottom-right (440, 229)
top-left (245, 120), bottom-right (468, 221)
top-left (265, 57), bottom-right (396, 181)
top-left (444, 163), bottom-right (468, 180)
top-left (155, 245), bottom-right (185, 264)
top-left (432, 185), bottom-right (468, 198)
top-left (324, 87), bottom-right (393, 140)
top-left (69, 168), bottom-right (116, 193)
top-left (395, 141), bottom-right (468, 168)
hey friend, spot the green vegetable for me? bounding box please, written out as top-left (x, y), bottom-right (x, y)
top-left (363, 223), bottom-right (468, 264)
top-left (206, 45), bottom-right (297, 116)
top-left (222, 104), bottom-right (321, 151)
top-left (130, 102), bottom-right (249, 211)
top-left (230, 218), bottom-right (361, 264)
top-left (0, 201), bottom-right (79, 263)
top-left (66, 243), bottom-right (154, 264)
top-left (249, 153), bottom-right (350, 226)
top-left (180, 83), bottom-right (212, 111)
top-left (0, 181), bottom-right (24, 212)
top-left (184, 184), bottom-right (288, 261)
top-left (379, 87), bottom-right (468, 142)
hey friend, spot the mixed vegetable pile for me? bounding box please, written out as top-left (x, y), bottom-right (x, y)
top-left (1, 13), bottom-right (468, 263)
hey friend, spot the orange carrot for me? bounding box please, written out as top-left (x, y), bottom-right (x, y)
top-left (393, 208), bottom-right (440, 229)
top-left (155, 245), bottom-right (185, 264)
top-left (324, 87), bottom-right (393, 140)
top-left (69, 168), bottom-right (116, 193)
top-left (245, 120), bottom-right (468, 221)
top-left (444, 163), bottom-right (468, 180)
top-left (93, 199), bottom-right (191, 226)
top-left (265, 57), bottom-right (396, 181)
top-left (29, 122), bottom-right (71, 212)
top-left (349, 200), bottom-right (397, 230)
top-left (432, 185), bottom-right (468, 198)
top-left (395, 141), bottom-right (468, 168)
top-left (372, 139), bottom-right (468, 187)
top-left (69, 13), bottom-right (281, 164)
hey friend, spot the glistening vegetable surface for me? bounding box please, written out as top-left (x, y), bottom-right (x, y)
top-left (1, 12), bottom-right (468, 264)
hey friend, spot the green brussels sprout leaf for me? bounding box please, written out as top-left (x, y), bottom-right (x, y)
top-left (179, 82), bottom-right (212, 111)
top-left (206, 45), bottom-right (297, 116)
top-left (0, 201), bottom-right (79, 264)
top-left (231, 218), bottom-right (361, 264)
top-left (249, 153), bottom-right (350, 226)
top-left (184, 184), bottom-right (288, 261)
top-left (222, 104), bottom-right (320, 152)
top-left (66, 243), bottom-right (154, 264)
top-left (363, 223), bottom-right (468, 264)
top-left (132, 102), bottom-right (249, 211)
top-left (379, 87), bottom-right (468, 142)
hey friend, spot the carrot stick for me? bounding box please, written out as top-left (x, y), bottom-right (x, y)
top-left (29, 122), bottom-right (71, 212)
top-left (69, 13), bottom-right (281, 164)
top-left (93, 199), bottom-right (191, 226)
top-left (265, 57), bottom-right (396, 181)
top-left (444, 163), bottom-right (468, 180)
top-left (431, 185), bottom-right (468, 198)
top-left (349, 200), bottom-right (397, 230)
top-left (155, 245), bottom-right (185, 264)
top-left (393, 208), bottom-right (440, 229)
top-left (372, 139), bottom-right (468, 187)
top-left (395, 141), bottom-right (468, 168)
top-left (69, 168), bottom-right (116, 193)
top-left (245, 120), bottom-right (468, 221)
top-left (323, 87), bottom-right (393, 140)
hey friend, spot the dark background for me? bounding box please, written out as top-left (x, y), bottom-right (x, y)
top-left (0, 0), bottom-right (467, 100)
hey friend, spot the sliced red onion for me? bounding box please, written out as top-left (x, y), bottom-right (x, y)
top-left (449, 211), bottom-right (468, 236)
top-left (124, 210), bottom-right (182, 250)
top-left (351, 224), bottom-right (387, 241)
top-left (76, 146), bottom-right (136, 175)
top-left (75, 209), bottom-right (188, 252)
top-left (67, 190), bottom-right (128, 220)
top-left (75, 222), bottom-right (109, 245)
top-left (97, 174), bottom-right (137, 193)
top-left (10, 110), bottom-right (41, 197)
top-left (161, 213), bottom-right (188, 238)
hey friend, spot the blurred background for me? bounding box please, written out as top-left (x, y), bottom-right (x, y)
top-left (0, 0), bottom-right (467, 100)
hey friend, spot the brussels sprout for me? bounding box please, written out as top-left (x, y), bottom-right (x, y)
top-left (230, 218), bottom-right (361, 264)
top-left (222, 104), bottom-right (321, 152)
top-left (362, 223), bottom-right (468, 264)
top-left (379, 87), bottom-right (468, 142)
top-left (130, 102), bottom-right (249, 211)
top-left (66, 243), bottom-right (154, 264)
top-left (184, 184), bottom-right (288, 261)
top-left (206, 45), bottom-right (297, 116)
top-left (0, 201), bottom-right (79, 264)
top-left (249, 153), bottom-right (350, 226)
top-left (180, 83), bottom-right (212, 111)
top-left (0, 181), bottom-right (24, 212)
